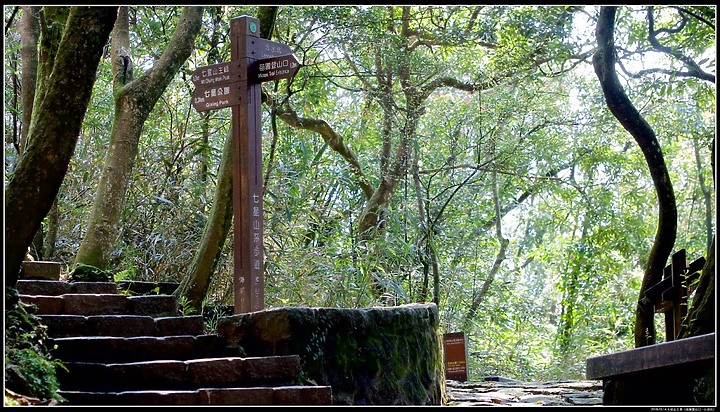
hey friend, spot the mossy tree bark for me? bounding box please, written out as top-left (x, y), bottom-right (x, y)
top-left (173, 7), bottom-right (279, 313)
top-left (5, 6), bottom-right (118, 305)
top-left (173, 127), bottom-right (235, 313)
top-left (74, 6), bottom-right (203, 271)
top-left (593, 6), bottom-right (677, 348)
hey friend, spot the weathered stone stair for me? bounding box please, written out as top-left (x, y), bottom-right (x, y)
top-left (17, 279), bottom-right (332, 405)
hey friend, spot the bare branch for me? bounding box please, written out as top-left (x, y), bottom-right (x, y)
top-left (646, 6), bottom-right (715, 84)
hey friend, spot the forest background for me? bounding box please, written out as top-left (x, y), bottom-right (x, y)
top-left (4, 5), bottom-right (716, 382)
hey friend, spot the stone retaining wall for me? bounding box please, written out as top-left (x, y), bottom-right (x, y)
top-left (216, 303), bottom-right (444, 405)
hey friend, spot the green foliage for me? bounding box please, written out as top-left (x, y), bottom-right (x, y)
top-left (177, 295), bottom-right (198, 316)
top-left (4, 303), bottom-right (66, 403)
top-left (114, 263), bottom-right (136, 282)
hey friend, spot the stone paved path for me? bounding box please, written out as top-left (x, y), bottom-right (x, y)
top-left (445, 379), bottom-right (604, 406)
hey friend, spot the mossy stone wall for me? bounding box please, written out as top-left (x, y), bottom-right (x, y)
top-left (216, 303), bottom-right (445, 405)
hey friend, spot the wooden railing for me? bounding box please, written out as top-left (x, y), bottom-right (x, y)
top-left (586, 248), bottom-right (713, 405)
top-left (639, 249), bottom-right (705, 341)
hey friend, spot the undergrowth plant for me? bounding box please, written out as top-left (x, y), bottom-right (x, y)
top-left (4, 302), bottom-right (67, 403)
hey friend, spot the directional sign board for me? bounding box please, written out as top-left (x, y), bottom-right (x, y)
top-left (250, 37), bottom-right (293, 59)
top-left (252, 54), bottom-right (301, 83)
top-left (192, 60), bottom-right (241, 87)
top-left (192, 82), bottom-right (241, 112)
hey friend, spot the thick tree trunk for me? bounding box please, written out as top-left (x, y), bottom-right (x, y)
top-left (5, 6), bottom-right (118, 304)
top-left (74, 7), bottom-right (203, 270)
top-left (593, 6), bottom-right (677, 348)
top-left (173, 129), bottom-right (234, 312)
top-left (27, 7), bottom-right (68, 138)
top-left (22, 7), bottom-right (50, 260)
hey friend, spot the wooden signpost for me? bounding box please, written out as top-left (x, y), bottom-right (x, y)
top-left (191, 16), bottom-right (301, 314)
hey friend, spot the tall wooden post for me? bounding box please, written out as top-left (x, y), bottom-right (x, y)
top-left (192, 16), bottom-right (300, 315)
top-left (232, 16), bottom-right (264, 313)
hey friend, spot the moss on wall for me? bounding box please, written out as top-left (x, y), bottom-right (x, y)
top-left (217, 303), bottom-right (444, 405)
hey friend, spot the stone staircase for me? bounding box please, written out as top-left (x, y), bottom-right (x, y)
top-left (17, 279), bottom-right (332, 405)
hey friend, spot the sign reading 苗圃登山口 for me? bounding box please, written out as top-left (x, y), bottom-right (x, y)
top-left (250, 54), bottom-right (301, 83)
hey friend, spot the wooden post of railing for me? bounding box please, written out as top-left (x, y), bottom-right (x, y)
top-left (661, 249), bottom-right (686, 341)
top-left (643, 249), bottom-right (706, 342)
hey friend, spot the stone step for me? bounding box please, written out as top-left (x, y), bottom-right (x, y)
top-left (20, 293), bottom-right (179, 317)
top-left (49, 334), bottom-right (234, 363)
top-left (117, 280), bottom-right (180, 295)
top-left (57, 356), bottom-right (303, 392)
top-left (57, 385), bottom-right (333, 405)
top-left (20, 261), bottom-right (63, 280)
top-left (38, 315), bottom-right (206, 338)
top-left (17, 279), bottom-right (119, 295)
top-left (15, 279), bottom-right (334, 405)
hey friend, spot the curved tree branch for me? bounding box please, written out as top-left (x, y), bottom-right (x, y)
top-left (593, 6), bottom-right (677, 348)
top-left (646, 6), bottom-right (715, 84)
top-left (275, 104), bottom-right (375, 199)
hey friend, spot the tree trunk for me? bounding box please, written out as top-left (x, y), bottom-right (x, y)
top-left (173, 128), bottom-right (235, 313)
top-left (74, 6), bottom-right (203, 271)
top-left (27, 7), bottom-right (68, 139)
top-left (679, 137), bottom-right (715, 338)
top-left (43, 199), bottom-right (59, 259)
top-left (593, 6), bottom-right (677, 348)
top-left (463, 155), bottom-right (508, 330)
top-left (22, 7), bottom-right (47, 260)
top-left (19, 6), bottom-right (39, 153)
top-left (679, 236), bottom-right (715, 338)
top-left (5, 6), bottom-right (118, 304)
top-left (197, 6), bottom-right (223, 185)
top-left (676, 135), bottom-right (715, 406)
top-left (691, 135), bottom-right (714, 252)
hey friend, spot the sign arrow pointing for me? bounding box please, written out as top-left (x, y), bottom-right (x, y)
top-left (191, 60), bottom-right (242, 88)
top-left (250, 38), bottom-right (293, 59)
top-left (192, 81), bottom-right (241, 112)
top-left (250, 53), bottom-right (301, 83)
